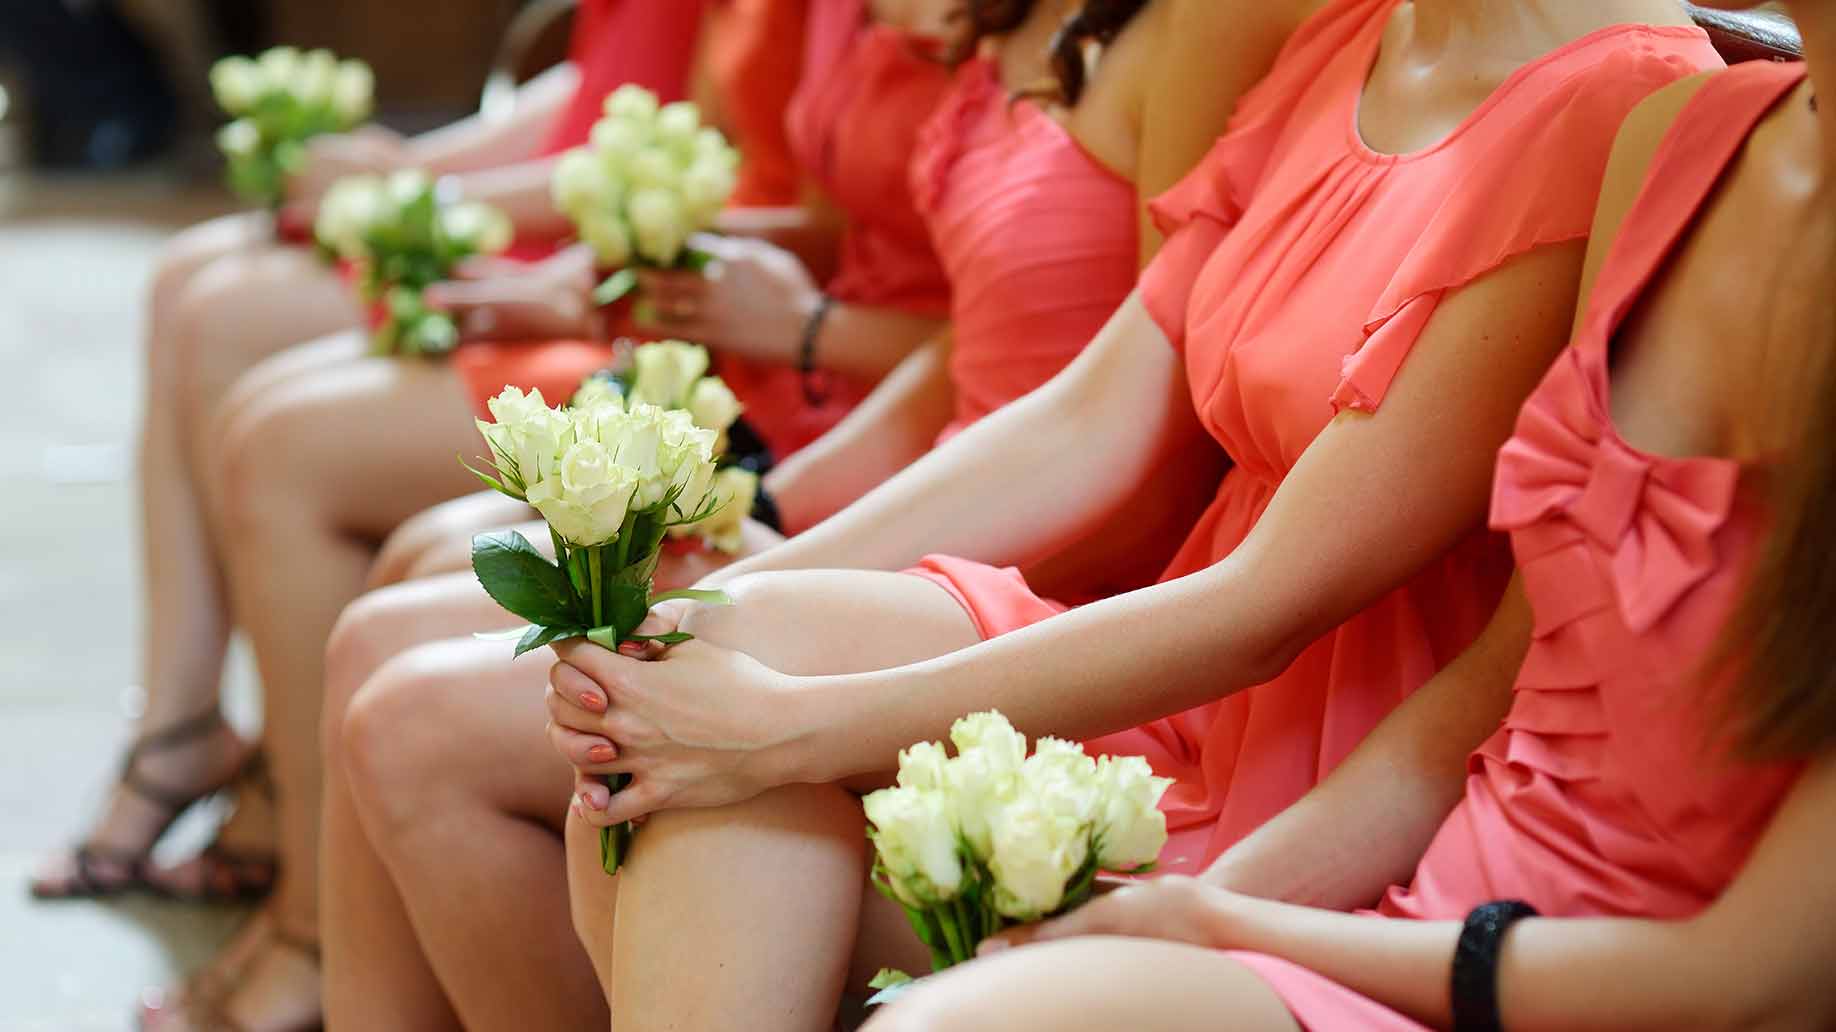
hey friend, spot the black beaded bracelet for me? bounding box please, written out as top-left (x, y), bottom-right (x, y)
top-left (799, 293), bottom-right (836, 407)
top-left (750, 482), bottom-right (784, 534)
top-left (1452, 900), bottom-right (1538, 1032)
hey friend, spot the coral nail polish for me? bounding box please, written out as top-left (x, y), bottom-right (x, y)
top-left (588, 744), bottom-right (617, 763)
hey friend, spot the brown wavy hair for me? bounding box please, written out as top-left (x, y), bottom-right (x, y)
top-left (1716, 193), bottom-right (1836, 759)
top-left (956, 0), bottom-right (1151, 104)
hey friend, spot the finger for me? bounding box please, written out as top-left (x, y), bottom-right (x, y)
top-left (598, 777), bottom-right (670, 826)
top-left (547, 722), bottom-right (624, 772)
top-left (546, 665), bottom-right (608, 722)
top-left (977, 922), bottom-right (1045, 955)
top-left (423, 279), bottom-right (517, 312)
top-left (450, 254), bottom-right (530, 282)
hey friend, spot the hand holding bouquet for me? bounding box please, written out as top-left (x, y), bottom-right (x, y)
top-left (549, 85), bottom-right (742, 305)
top-left (314, 171), bottom-right (513, 356)
top-left (212, 47), bottom-right (374, 210)
top-left (466, 384), bottom-right (733, 872)
top-left (866, 712), bottom-right (1172, 986)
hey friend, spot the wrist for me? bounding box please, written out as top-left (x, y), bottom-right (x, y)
top-left (1191, 881), bottom-right (1248, 951)
top-left (752, 671), bottom-right (833, 786)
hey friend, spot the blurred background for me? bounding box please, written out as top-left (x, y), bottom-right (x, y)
top-left (0, 4), bottom-right (550, 1028)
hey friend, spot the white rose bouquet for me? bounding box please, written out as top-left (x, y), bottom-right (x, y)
top-left (212, 46), bottom-right (374, 210)
top-left (549, 85), bottom-right (741, 306)
top-left (466, 384), bottom-right (732, 872)
top-left (573, 341), bottom-right (757, 554)
top-left (314, 170), bottom-right (513, 356)
top-left (865, 711), bottom-right (1171, 989)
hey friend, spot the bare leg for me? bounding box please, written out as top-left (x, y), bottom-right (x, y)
top-left (318, 575), bottom-right (527, 1028)
top-left (366, 491), bottom-right (536, 589)
top-left (33, 231), bottom-right (361, 896)
top-left (860, 938), bottom-right (1299, 1032)
top-left (146, 354), bottom-right (482, 1029)
top-left (342, 638), bottom-right (605, 1030)
top-left (566, 569), bottom-right (982, 1031)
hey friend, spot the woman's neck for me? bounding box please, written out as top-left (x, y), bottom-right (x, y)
top-left (1789, 2), bottom-right (1836, 174)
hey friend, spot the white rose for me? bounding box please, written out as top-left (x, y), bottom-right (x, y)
top-left (571, 376), bottom-right (624, 412)
top-left (439, 201), bottom-right (513, 255)
top-left (988, 798), bottom-right (1087, 922)
top-left (1091, 755), bottom-right (1172, 871)
top-left (864, 787), bottom-right (963, 908)
top-left (331, 60), bottom-right (375, 125)
top-left (602, 84), bottom-right (660, 125)
top-left (625, 146), bottom-right (682, 192)
top-left (210, 57), bottom-right (262, 115)
top-left (578, 211), bottom-right (633, 267)
top-left (257, 46), bottom-right (301, 94)
top-left (896, 740), bottom-right (952, 792)
top-left (527, 439), bottom-right (639, 547)
top-left (216, 119), bottom-right (261, 160)
top-left (609, 403), bottom-right (668, 508)
top-left (694, 127), bottom-right (741, 166)
top-left (945, 746), bottom-right (1019, 862)
top-left (1021, 737), bottom-right (1102, 827)
top-left (627, 187), bottom-right (689, 266)
top-left (630, 340), bottom-right (710, 409)
top-left (512, 405), bottom-right (576, 491)
top-left (590, 117), bottom-right (649, 167)
top-left (295, 49), bottom-right (339, 108)
top-left (552, 148), bottom-right (618, 220)
top-left (654, 101), bottom-right (702, 155)
top-left (386, 168), bottom-right (431, 209)
top-left (692, 467), bottom-right (755, 553)
top-left (657, 408), bottom-right (718, 492)
top-left (686, 375), bottom-right (742, 435)
top-left (680, 157), bottom-right (737, 225)
top-left (950, 711), bottom-right (1027, 771)
top-left (314, 174), bottom-right (385, 260)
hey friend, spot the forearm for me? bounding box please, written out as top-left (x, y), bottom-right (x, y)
top-left (765, 335), bottom-right (956, 533)
top-left (809, 303), bottom-right (944, 382)
top-left (446, 158), bottom-right (573, 241)
top-left (707, 296), bottom-right (1184, 589)
top-left (409, 64), bottom-right (577, 175)
top-left (1207, 580), bottom-right (1531, 909)
top-left (714, 203), bottom-right (842, 278)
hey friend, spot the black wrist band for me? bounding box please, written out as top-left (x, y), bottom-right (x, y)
top-left (799, 293), bottom-right (835, 407)
top-left (750, 483), bottom-right (784, 534)
top-left (1452, 900), bottom-right (1538, 1032)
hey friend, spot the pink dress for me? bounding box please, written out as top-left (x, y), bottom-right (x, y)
top-left (1234, 58), bottom-right (1808, 1029)
top-left (711, 0), bottom-right (955, 458)
top-left (908, 0), bottom-right (1718, 874)
top-left (912, 56), bottom-right (1138, 442)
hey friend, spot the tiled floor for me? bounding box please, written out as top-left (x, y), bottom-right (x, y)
top-left (1, 174), bottom-right (258, 1031)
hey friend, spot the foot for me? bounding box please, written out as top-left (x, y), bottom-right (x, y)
top-left (32, 709), bottom-right (254, 898)
top-left (149, 765), bottom-right (280, 901)
top-left (139, 911), bottom-right (323, 1032)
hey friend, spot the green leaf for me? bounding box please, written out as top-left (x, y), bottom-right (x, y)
top-left (867, 969), bottom-right (913, 991)
top-left (606, 582), bottom-right (651, 639)
top-left (512, 623), bottom-right (585, 658)
top-left (682, 248), bottom-right (715, 272)
top-left (628, 631), bottom-right (694, 646)
top-left (471, 530), bottom-right (584, 627)
top-left (646, 588), bottom-right (733, 608)
top-left (457, 455), bottom-right (524, 501)
top-left (592, 268), bottom-right (639, 306)
top-left (472, 625), bottom-right (533, 642)
top-left (864, 972), bottom-right (925, 1009)
top-left (586, 625), bottom-right (622, 650)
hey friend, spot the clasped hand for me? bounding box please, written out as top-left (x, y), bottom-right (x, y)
top-left (546, 602), bottom-right (803, 825)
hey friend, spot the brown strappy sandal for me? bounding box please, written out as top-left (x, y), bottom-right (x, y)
top-left (139, 917), bottom-right (323, 1032)
top-left (32, 707), bottom-right (274, 903)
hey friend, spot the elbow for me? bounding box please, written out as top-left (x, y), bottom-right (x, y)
top-left (1237, 621), bottom-right (1313, 689)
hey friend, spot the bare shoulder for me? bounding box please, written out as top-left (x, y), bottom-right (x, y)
top-left (1561, 0), bottom-right (1697, 33)
top-left (1572, 73), bottom-right (1719, 324)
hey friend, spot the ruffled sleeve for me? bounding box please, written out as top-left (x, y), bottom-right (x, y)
top-left (1141, 0), bottom-right (1402, 349)
top-left (1329, 28), bottom-right (1720, 414)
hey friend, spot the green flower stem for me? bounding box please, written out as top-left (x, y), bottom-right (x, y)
top-left (587, 546), bottom-right (605, 630)
top-left (935, 906), bottom-right (969, 969)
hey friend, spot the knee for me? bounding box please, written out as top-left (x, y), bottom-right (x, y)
top-left (149, 215), bottom-right (259, 330)
top-left (340, 647), bottom-right (450, 834)
top-left (210, 388), bottom-right (326, 539)
top-left (321, 585), bottom-right (423, 759)
top-left (369, 508), bottom-right (466, 589)
top-left (673, 571), bottom-right (784, 657)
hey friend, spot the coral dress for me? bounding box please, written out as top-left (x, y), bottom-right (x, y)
top-left (1233, 58), bottom-right (1808, 1029)
top-left (908, 0), bottom-right (1718, 873)
top-left (711, 0), bottom-right (954, 458)
top-left (913, 55), bottom-right (1138, 442)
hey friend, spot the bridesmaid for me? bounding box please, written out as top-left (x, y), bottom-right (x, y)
top-left (870, 6), bottom-right (1836, 1027)
top-left (129, 6), bottom-right (810, 1030)
top-left (317, 0), bottom-right (1289, 1027)
top-left (544, 0), bottom-right (1720, 1025)
top-left (31, 0), bottom-right (718, 907)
